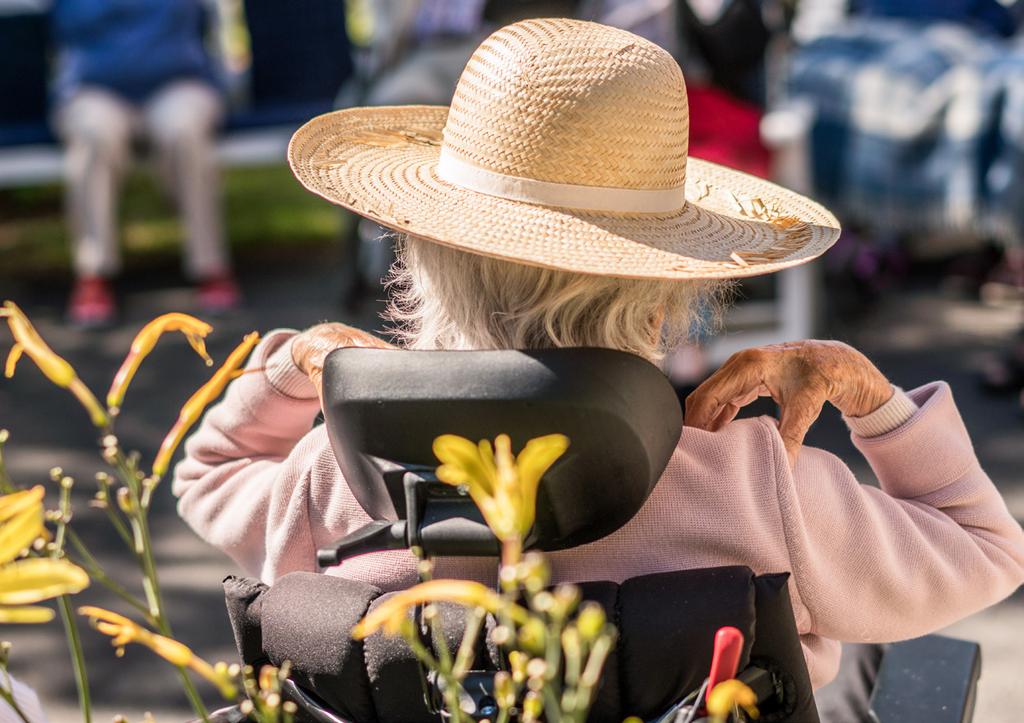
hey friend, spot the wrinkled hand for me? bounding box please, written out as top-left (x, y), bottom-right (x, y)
top-left (684, 340), bottom-right (893, 467)
top-left (291, 323), bottom-right (393, 400)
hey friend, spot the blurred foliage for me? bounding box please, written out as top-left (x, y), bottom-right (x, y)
top-left (0, 166), bottom-right (346, 279)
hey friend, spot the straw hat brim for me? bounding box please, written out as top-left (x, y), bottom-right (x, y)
top-left (288, 106), bottom-right (841, 280)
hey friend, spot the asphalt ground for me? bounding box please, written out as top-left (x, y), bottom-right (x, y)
top-left (0, 252), bottom-right (1021, 722)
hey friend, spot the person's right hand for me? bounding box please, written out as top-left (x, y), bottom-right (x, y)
top-left (291, 323), bottom-right (393, 400)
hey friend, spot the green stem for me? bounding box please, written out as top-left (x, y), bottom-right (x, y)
top-left (573, 631), bottom-right (614, 723)
top-left (112, 448), bottom-right (210, 722)
top-left (66, 529), bottom-right (155, 623)
top-left (178, 669), bottom-right (211, 723)
top-left (452, 608), bottom-right (485, 678)
top-left (542, 682), bottom-right (564, 723)
top-left (58, 595), bottom-right (92, 723)
top-left (0, 436), bottom-right (14, 495)
top-left (0, 684), bottom-right (31, 723)
top-left (51, 475), bottom-right (92, 723)
top-left (94, 478), bottom-right (135, 549)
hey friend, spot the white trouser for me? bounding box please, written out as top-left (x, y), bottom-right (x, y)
top-left (55, 80), bottom-right (229, 279)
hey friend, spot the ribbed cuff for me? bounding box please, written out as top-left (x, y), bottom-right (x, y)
top-left (264, 336), bottom-right (318, 400)
top-left (843, 385), bottom-right (919, 438)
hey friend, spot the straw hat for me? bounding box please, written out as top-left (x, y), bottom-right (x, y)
top-left (288, 18), bottom-right (840, 280)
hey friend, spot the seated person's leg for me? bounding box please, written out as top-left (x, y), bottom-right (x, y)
top-left (815, 642), bottom-right (886, 723)
top-left (143, 79), bottom-right (239, 311)
top-left (54, 88), bottom-right (137, 326)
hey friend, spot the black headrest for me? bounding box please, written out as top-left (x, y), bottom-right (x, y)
top-left (321, 347), bottom-right (682, 551)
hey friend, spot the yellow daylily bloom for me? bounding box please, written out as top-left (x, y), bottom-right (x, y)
top-left (0, 486), bottom-right (44, 523)
top-left (1, 301), bottom-right (109, 428)
top-left (152, 331), bottom-right (260, 478)
top-left (0, 606), bottom-right (56, 622)
top-left (79, 606), bottom-right (238, 699)
top-left (706, 679), bottom-right (759, 721)
top-left (1, 302), bottom-right (75, 386)
top-left (433, 435), bottom-right (497, 496)
top-left (0, 494), bottom-right (44, 566)
top-left (515, 434), bottom-right (570, 534)
top-left (352, 579), bottom-right (528, 639)
top-left (0, 558), bottom-right (89, 605)
top-left (0, 605), bottom-right (55, 623)
top-left (107, 313), bottom-right (214, 410)
top-left (434, 433), bottom-right (569, 545)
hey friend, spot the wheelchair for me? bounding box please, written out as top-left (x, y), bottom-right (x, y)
top-left (222, 347), bottom-right (982, 723)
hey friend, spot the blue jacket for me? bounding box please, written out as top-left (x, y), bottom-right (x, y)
top-left (53, 0), bottom-right (218, 102)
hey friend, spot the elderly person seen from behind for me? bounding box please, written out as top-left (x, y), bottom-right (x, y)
top-left (173, 17), bottom-right (1024, 715)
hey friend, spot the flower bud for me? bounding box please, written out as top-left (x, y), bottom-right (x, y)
top-left (417, 559), bottom-right (434, 578)
top-left (552, 584), bottom-right (580, 619)
top-left (508, 650), bottom-right (529, 683)
top-left (259, 664), bottom-right (277, 692)
top-left (522, 690), bottom-right (543, 723)
top-left (525, 657), bottom-right (547, 680)
top-left (517, 618), bottom-right (547, 655)
top-left (530, 591), bottom-right (554, 614)
top-left (576, 602), bottom-right (606, 641)
top-left (494, 671), bottom-right (515, 708)
top-left (116, 487), bottom-right (133, 515)
top-left (490, 625), bottom-right (513, 647)
top-left (518, 552), bottom-right (550, 593)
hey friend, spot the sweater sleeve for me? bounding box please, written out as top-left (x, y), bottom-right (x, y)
top-left (771, 382), bottom-right (1024, 643)
top-left (171, 330), bottom-right (373, 582)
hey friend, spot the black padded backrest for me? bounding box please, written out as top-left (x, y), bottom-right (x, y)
top-left (321, 347), bottom-right (683, 551)
top-left (224, 567), bottom-right (818, 723)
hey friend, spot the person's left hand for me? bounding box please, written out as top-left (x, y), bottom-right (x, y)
top-left (684, 340), bottom-right (893, 467)
top-left (291, 323), bottom-right (393, 401)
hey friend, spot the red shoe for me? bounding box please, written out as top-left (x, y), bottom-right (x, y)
top-left (197, 273), bottom-right (242, 315)
top-left (67, 277), bottom-right (116, 328)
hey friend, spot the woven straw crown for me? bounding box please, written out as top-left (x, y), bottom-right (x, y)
top-left (444, 19), bottom-right (689, 190)
top-left (287, 18), bottom-right (841, 280)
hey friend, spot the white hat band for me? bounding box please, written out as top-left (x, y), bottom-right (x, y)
top-left (437, 148), bottom-right (687, 214)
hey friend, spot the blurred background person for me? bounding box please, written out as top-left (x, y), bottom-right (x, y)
top-left (786, 0), bottom-right (1024, 410)
top-left (52, 0), bottom-right (240, 327)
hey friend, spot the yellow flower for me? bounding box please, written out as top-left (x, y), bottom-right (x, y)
top-left (0, 486), bottom-right (45, 564)
top-left (1, 301), bottom-right (108, 428)
top-left (706, 679), bottom-right (759, 721)
top-left (0, 487), bottom-right (89, 624)
top-left (152, 331), bottom-right (260, 478)
top-left (79, 606), bottom-right (238, 699)
top-left (107, 313), bottom-right (214, 411)
top-left (433, 433), bottom-right (569, 545)
top-left (352, 579), bottom-right (528, 639)
top-left (0, 558), bottom-right (89, 623)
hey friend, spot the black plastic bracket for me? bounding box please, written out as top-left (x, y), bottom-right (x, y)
top-left (316, 520), bottom-right (407, 568)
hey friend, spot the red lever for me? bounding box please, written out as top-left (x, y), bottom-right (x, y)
top-left (707, 626), bottom-right (744, 694)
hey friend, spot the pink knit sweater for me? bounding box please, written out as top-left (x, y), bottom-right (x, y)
top-left (173, 331), bottom-right (1024, 689)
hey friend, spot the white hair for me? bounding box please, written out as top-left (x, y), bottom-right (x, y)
top-left (384, 234), bottom-right (730, 362)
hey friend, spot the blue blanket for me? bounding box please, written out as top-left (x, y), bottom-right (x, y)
top-left (788, 18), bottom-right (1024, 246)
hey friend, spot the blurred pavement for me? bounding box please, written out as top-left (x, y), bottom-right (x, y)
top-left (0, 255), bottom-right (1021, 721)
